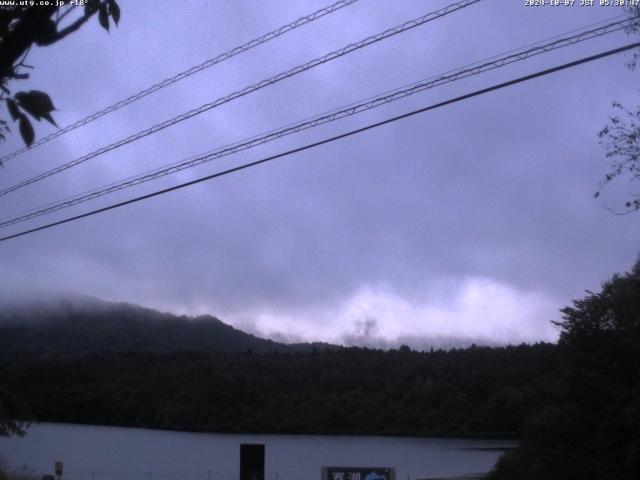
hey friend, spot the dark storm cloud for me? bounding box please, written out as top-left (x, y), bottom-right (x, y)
top-left (0, 0), bottom-right (638, 346)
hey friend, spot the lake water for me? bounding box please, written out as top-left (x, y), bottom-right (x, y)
top-left (0, 423), bottom-right (515, 480)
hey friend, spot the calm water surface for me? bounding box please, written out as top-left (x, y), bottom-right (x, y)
top-left (0, 423), bottom-right (515, 480)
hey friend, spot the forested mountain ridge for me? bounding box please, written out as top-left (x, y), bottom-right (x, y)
top-left (0, 296), bottom-right (562, 438)
top-left (2, 343), bottom-right (559, 438)
top-left (0, 296), bottom-right (333, 360)
top-left (2, 258), bottom-right (638, 480)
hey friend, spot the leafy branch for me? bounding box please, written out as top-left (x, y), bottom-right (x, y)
top-left (595, 6), bottom-right (640, 214)
top-left (0, 0), bottom-right (121, 151)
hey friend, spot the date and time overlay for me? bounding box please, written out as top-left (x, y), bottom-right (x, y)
top-left (525, 0), bottom-right (639, 6)
top-left (0, 0), bottom-right (638, 9)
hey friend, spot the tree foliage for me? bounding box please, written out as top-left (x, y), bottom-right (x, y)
top-left (0, 343), bottom-right (560, 438)
top-left (0, 1), bottom-right (121, 431)
top-left (0, 0), bottom-right (120, 149)
top-left (596, 6), bottom-right (640, 213)
top-left (597, 102), bottom-right (640, 212)
top-left (0, 299), bottom-right (332, 360)
top-left (489, 258), bottom-right (640, 480)
top-left (0, 385), bottom-right (30, 437)
top-left (0, 298), bottom-right (562, 439)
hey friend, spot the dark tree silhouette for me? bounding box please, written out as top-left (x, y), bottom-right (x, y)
top-left (489, 258), bottom-right (640, 480)
top-left (0, 0), bottom-right (120, 149)
top-left (0, 386), bottom-right (30, 437)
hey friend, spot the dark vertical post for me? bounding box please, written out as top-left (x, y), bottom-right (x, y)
top-left (54, 461), bottom-right (63, 480)
top-left (240, 444), bottom-right (265, 480)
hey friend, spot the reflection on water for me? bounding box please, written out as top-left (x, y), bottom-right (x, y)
top-left (0, 423), bottom-right (515, 480)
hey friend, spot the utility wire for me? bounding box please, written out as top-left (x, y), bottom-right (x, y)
top-left (5, 12), bottom-right (628, 228)
top-left (0, 0), bottom-right (481, 198)
top-left (0, 16), bottom-right (634, 229)
top-left (1, 41), bottom-right (638, 244)
top-left (1, 16), bottom-right (627, 228)
top-left (0, 0), bottom-right (360, 164)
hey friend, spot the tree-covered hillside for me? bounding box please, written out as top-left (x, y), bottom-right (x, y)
top-left (2, 259), bottom-right (639, 480)
top-left (1, 343), bottom-right (558, 438)
top-left (0, 297), bottom-right (332, 360)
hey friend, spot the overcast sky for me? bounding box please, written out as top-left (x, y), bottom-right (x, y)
top-left (0, 0), bottom-right (638, 348)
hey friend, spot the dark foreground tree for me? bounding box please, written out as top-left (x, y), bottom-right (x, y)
top-left (0, 385), bottom-right (30, 436)
top-left (0, 0), bottom-right (120, 148)
top-left (489, 258), bottom-right (640, 480)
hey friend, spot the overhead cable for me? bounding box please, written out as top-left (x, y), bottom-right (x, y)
top-left (0, 0), bottom-right (482, 198)
top-left (0, 0), bottom-right (360, 164)
top-left (0, 16), bottom-right (633, 229)
top-left (1, 41), bottom-right (638, 244)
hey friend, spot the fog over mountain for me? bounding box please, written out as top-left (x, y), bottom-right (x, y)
top-left (0, 295), bottom-right (511, 354)
top-left (0, 0), bottom-right (637, 348)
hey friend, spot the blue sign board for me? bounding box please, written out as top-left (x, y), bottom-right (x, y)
top-left (323, 467), bottom-right (395, 480)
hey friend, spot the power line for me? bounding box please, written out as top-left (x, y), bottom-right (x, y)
top-left (0, 0), bottom-right (360, 164)
top-left (0, 16), bottom-right (633, 229)
top-left (0, 0), bottom-right (482, 198)
top-left (1, 41), bottom-right (638, 244)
